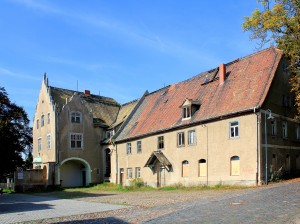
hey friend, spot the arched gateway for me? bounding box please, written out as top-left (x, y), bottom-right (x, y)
top-left (59, 158), bottom-right (91, 187)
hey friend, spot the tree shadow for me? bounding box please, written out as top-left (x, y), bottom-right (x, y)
top-left (0, 201), bottom-right (54, 214)
top-left (59, 217), bottom-right (129, 224)
top-left (37, 191), bottom-right (117, 200)
top-left (0, 192), bottom-right (118, 215)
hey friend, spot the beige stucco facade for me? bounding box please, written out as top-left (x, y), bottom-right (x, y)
top-left (32, 76), bottom-right (112, 187)
top-left (109, 57), bottom-right (300, 187)
top-left (32, 78), bottom-right (56, 186)
top-left (111, 114), bottom-right (260, 187)
top-left (56, 94), bottom-right (105, 187)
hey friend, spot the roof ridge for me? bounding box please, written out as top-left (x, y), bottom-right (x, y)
top-left (49, 86), bottom-right (119, 105)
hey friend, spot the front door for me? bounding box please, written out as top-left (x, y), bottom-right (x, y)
top-left (82, 171), bottom-right (86, 187)
top-left (156, 164), bottom-right (161, 188)
top-left (120, 168), bottom-right (124, 185)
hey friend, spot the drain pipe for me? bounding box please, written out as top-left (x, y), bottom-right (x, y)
top-left (254, 106), bottom-right (259, 186)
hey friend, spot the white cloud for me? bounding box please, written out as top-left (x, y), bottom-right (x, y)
top-left (0, 67), bottom-right (39, 81)
top-left (10, 0), bottom-right (63, 14)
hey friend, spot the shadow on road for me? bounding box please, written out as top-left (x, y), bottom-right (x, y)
top-left (59, 217), bottom-right (129, 224)
top-left (0, 191), bottom-right (116, 215)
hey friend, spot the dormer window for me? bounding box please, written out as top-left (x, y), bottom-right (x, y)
top-left (106, 130), bottom-right (114, 139)
top-left (181, 99), bottom-right (200, 120)
top-left (183, 106), bottom-right (191, 119)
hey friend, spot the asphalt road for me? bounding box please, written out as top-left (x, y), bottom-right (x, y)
top-left (0, 180), bottom-right (299, 223)
top-left (146, 181), bottom-right (300, 224)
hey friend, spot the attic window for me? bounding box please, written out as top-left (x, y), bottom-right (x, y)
top-left (183, 106), bottom-right (191, 119)
top-left (181, 99), bottom-right (200, 120)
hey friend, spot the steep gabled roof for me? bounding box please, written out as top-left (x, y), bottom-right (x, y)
top-left (49, 87), bottom-right (120, 127)
top-left (110, 99), bottom-right (138, 128)
top-left (115, 47), bottom-right (283, 142)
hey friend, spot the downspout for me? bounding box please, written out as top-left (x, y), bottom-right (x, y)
top-left (115, 144), bottom-right (118, 184)
top-left (54, 107), bottom-right (60, 186)
top-left (254, 106), bottom-right (260, 186)
top-left (206, 125), bottom-right (208, 186)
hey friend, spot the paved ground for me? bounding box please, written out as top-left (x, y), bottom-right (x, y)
top-left (0, 180), bottom-right (299, 223)
top-left (0, 194), bottom-right (127, 224)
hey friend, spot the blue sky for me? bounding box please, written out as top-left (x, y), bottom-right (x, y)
top-left (0, 0), bottom-right (264, 124)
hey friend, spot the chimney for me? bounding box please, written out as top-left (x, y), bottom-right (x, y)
top-left (84, 90), bottom-right (91, 96)
top-left (219, 64), bottom-right (226, 85)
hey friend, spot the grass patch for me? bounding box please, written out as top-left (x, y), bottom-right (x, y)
top-left (2, 188), bottom-right (15, 194)
top-left (159, 183), bottom-right (249, 191)
top-left (36, 182), bottom-right (250, 199)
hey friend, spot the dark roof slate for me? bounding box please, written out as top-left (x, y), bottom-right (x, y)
top-left (49, 87), bottom-right (120, 127)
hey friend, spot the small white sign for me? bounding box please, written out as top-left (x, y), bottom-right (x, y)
top-left (17, 167), bottom-right (23, 180)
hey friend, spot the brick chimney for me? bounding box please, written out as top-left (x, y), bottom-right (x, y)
top-left (84, 90), bottom-right (91, 96)
top-left (219, 64), bottom-right (226, 85)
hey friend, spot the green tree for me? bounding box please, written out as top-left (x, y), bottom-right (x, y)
top-left (24, 152), bottom-right (33, 170)
top-left (243, 0), bottom-right (300, 114)
top-left (0, 87), bottom-right (32, 179)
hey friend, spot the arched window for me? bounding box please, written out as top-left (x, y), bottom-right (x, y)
top-left (198, 159), bottom-right (207, 177)
top-left (230, 156), bottom-right (240, 176)
top-left (182, 160), bottom-right (189, 177)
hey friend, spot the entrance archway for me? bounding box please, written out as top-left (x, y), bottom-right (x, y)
top-left (59, 158), bottom-right (91, 187)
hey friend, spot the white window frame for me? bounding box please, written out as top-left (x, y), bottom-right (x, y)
top-left (70, 133), bottom-right (83, 149)
top-left (135, 167), bottom-right (141, 178)
top-left (71, 112), bottom-right (82, 123)
top-left (38, 138), bottom-right (42, 152)
top-left (47, 113), bottom-right (50, 124)
top-left (182, 106), bottom-right (191, 119)
top-left (188, 130), bottom-right (196, 145)
top-left (177, 132), bottom-right (185, 147)
top-left (137, 141), bottom-right (142, 153)
top-left (41, 115), bottom-right (45, 127)
top-left (127, 168), bottom-right (132, 179)
top-left (271, 120), bottom-right (277, 136)
top-left (46, 134), bottom-right (51, 149)
top-left (282, 121), bottom-right (288, 138)
top-left (230, 121), bottom-right (239, 139)
top-left (127, 143), bottom-right (132, 155)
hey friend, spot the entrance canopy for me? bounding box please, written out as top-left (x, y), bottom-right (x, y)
top-left (144, 151), bottom-right (172, 171)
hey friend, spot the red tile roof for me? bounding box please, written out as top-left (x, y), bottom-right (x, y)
top-left (115, 47), bottom-right (283, 142)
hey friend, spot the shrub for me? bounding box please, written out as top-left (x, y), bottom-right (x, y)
top-left (269, 167), bottom-right (287, 182)
top-left (130, 178), bottom-right (144, 188)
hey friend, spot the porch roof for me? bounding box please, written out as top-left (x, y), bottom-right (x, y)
top-left (144, 151), bottom-right (172, 171)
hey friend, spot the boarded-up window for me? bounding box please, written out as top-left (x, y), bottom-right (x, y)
top-left (182, 160), bottom-right (189, 177)
top-left (230, 156), bottom-right (240, 176)
top-left (199, 159), bottom-right (207, 177)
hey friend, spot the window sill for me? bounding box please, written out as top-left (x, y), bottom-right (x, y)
top-left (177, 145), bottom-right (185, 148)
top-left (182, 117), bottom-right (191, 121)
top-left (229, 136), bottom-right (240, 140)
